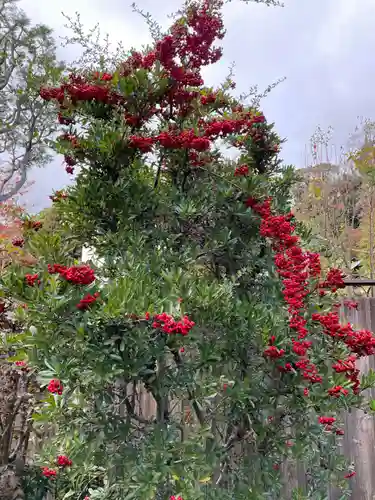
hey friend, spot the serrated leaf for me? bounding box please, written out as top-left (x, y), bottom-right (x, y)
top-left (199, 475), bottom-right (211, 484)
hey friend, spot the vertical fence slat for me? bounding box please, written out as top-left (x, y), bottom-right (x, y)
top-left (338, 297), bottom-right (375, 500)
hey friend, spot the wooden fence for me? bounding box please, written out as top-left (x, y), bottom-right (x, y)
top-left (335, 297), bottom-right (375, 500)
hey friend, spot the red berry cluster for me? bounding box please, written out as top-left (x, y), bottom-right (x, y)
top-left (47, 379), bottom-right (63, 395)
top-left (201, 93), bottom-right (217, 105)
top-left (331, 356), bottom-right (359, 393)
top-left (311, 312), bottom-right (374, 393)
top-left (57, 112), bottom-right (74, 125)
top-left (328, 385), bottom-right (349, 397)
top-left (41, 455), bottom-right (72, 479)
top-left (343, 300), bottom-right (358, 310)
top-left (128, 135), bottom-right (155, 153)
top-left (234, 164), bottom-right (249, 177)
top-left (148, 312), bottom-right (195, 336)
top-left (15, 360), bottom-right (29, 372)
top-left (317, 415), bottom-right (344, 436)
top-left (40, 74), bottom-right (122, 107)
top-left (64, 154), bottom-right (76, 174)
top-left (60, 133), bottom-right (80, 148)
top-left (263, 339), bottom-right (285, 359)
top-left (39, 0), bottom-right (279, 177)
top-left (57, 455), bottom-right (72, 467)
top-left (125, 112), bottom-right (267, 155)
top-left (39, 0), bottom-right (224, 125)
top-left (41, 466), bottom-right (57, 478)
top-left (245, 196), bottom-right (375, 397)
top-left (59, 133), bottom-right (80, 169)
top-left (318, 268), bottom-right (346, 294)
top-left (155, 129), bottom-right (211, 151)
top-left (77, 292), bottom-right (100, 310)
top-left (25, 273), bottom-right (40, 287)
top-left (48, 263), bottom-right (68, 274)
top-left (49, 264), bottom-right (96, 285)
top-left (318, 416), bottom-right (336, 425)
top-left (245, 197), bottom-right (315, 376)
top-left (62, 265), bottom-right (96, 285)
top-left (93, 72), bottom-right (113, 81)
top-left (12, 236), bottom-right (24, 247)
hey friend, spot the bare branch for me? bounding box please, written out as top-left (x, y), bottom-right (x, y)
top-left (0, 0), bottom-right (64, 201)
top-left (0, 97), bottom-right (22, 134)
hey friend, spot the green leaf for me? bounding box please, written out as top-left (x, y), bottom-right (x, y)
top-left (62, 491), bottom-right (76, 499)
top-left (118, 77), bottom-right (135, 97)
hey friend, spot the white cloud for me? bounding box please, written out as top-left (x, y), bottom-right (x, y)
top-left (315, 0), bottom-right (375, 58)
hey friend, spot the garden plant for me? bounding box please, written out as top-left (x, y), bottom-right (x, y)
top-left (2, 1), bottom-right (375, 499)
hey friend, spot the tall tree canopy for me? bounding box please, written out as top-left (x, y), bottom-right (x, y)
top-left (0, 0), bottom-right (64, 202)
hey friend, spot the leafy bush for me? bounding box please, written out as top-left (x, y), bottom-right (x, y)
top-left (1, 1), bottom-right (373, 499)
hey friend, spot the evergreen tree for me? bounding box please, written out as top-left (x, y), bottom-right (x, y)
top-left (2, 1), bottom-right (375, 499)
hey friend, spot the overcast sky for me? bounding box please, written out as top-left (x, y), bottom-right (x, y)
top-left (18, 0), bottom-right (375, 212)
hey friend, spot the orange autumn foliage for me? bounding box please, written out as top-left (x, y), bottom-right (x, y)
top-left (0, 224), bottom-right (38, 271)
top-left (0, 202), bottom-right (38, 272)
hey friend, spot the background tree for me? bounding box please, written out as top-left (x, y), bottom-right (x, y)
top-left (293, 160), bottom-right (362, 275)
top-left (0, 0), bottom-right (64, 202)
top-left (346, 119), bottom-right (375, 287)
top-left (294, 120), bottom-right (375, 292)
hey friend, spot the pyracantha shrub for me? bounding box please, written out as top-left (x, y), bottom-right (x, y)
top-left (2, 0), bottom-right (373, 499)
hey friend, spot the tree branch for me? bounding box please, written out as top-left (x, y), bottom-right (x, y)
top-left (172, 349), bottom-right (205, 426)
top-left (0, 97), bottom-right (23, 134)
